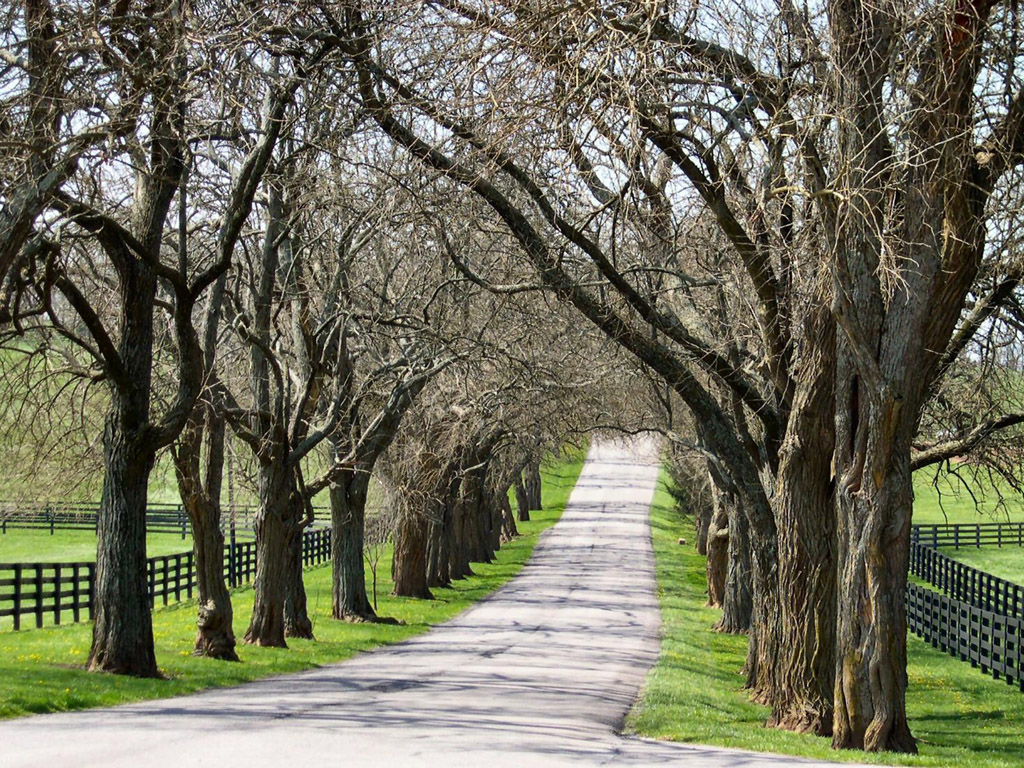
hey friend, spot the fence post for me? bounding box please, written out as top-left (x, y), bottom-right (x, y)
top-left (53, 563), bottom-right (61, 625)
top-left (34, 565), bottom-right (43, 628)
top-left (229, 521), bottom-right (237, 588)
top-left (72, 564), bottom-right (81, 623)
top-left (87, 562), bottom-right (95, 620)
top-left (13, 564), bottom-right (22, 631)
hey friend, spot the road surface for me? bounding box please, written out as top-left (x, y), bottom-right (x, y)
top-left (0, 438), bottom-right (858, 767)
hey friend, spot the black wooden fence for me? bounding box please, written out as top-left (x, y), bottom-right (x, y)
top-left (906, 521), bottom-right (1024, 689)
top-left (909, 542), bottom-right (1024, 619)
top-left (0, 502), bottom-right (271, 537)
top-left (907, 583), bottom-right (1024, 689)
top-left (0, 527), bottom-right (332, 631)
top-left (912, 521), bottom-right (1024, 549)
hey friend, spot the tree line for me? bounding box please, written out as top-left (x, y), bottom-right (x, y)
top-left (4, 0), bottom-right (1024, 757)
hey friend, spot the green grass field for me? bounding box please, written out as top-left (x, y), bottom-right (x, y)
top-left (914, 471), bottom-right (1024, 525)
top-left (0, 530), bottom-right (195, 564)
top-left (0, 447), bottom-right (586, 720)
top-left (938, 546), bottom-right (1024, 585)
top-left (627, 466), bottom-right (1024, 768)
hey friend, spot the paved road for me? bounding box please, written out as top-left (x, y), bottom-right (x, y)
top-left (0, 438), bottom-right (855, 767)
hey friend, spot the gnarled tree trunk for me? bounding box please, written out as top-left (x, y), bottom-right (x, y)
top-left (173, 407), bottom-right (237, 661)
top-left (284, 505), bottom-right (313, 640)
top-left (89, 419), bottom-right (158, 677)
top-left (767, 308), bottom-right (836, 735)
top-left (88, 259), bottom-right (159, 679)
top-left (500, 493), bottom-right (518, 542)
top-left (245, 458), bottom-right (294, 647)
top-left (514, 477), bottom-right (530, 522)
top-left (330, 467), bottom-right (376, 621)
top-left (715, 488), bottom-right (752, 634)
top-left (705, 490), bottom-right (729, 609)
top-left (393, 506), bottom-right (433, 599)
top-left (831, 348), bottom-right (916, 752)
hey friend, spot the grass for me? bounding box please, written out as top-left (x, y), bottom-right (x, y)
top-left (627, 465), bottom-right (1024, 768)
top-left (0, 530), bottom-right (196, 564)
top-left (939, 546), bottom-right (1024, 586)
top-left (0, 446), bottom-right (587, 720)
top-left (914, 471), bottom-right (1024, 525)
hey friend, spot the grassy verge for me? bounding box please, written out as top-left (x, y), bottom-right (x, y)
top-left (0, 447), bottom-right (586, 720)
top-left (627, 465), bottom-right (1024, 768)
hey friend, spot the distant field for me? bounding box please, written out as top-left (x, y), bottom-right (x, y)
top-left (938, 546), bottom-right (1024, 586)
top-left (913, 471), bottom-right (1024, 525)
top-left (0, 530), bottom-right (195, 564)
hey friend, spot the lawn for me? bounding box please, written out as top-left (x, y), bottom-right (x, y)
top-left (0, 446), bottom-right (586, 720)
top-left (914, 471), bottom-right (1024, 525)
top-left (0, 530), bottom-right (195, 564)
top-left (627, 466), bottom-right (1024, 768)
top-left (938, 546), bottom-right (1024, 586)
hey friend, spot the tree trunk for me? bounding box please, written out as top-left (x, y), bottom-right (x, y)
top-left (525, 460), bottom-right (542, 509)
top-left (462, 468), bottom-right (492, 564)
top-left (393, 507), bottom-right (433, 599)
top-left (514, 478), bottom-right (530, 522)
top-left (88, 424), bottom-right (159, 677)
top-left (500, 492), bottom-right (518, 541)
top-left (88, 258), bottom-right (159, 678)
top-left (448, 495), bottom-right (473, 580)
top-left (245, 460), bottom-right (293, 647)
top-left (330, 468), bottom-right (376, 621)
top-left (714, 488), bottom-right (752, 634)
top-left (284, 509), bottom-right (313, 640)
top-left (831, 350), bottom-right (916, 752)
top-left (695, 475), bottom-right (713, 556)
top-left (767, 309), bottom-right (837, 736)
top-left (174, 407), bottom-right (237, 661)
top-left (487, 483), bottom-right (503, 554)
top-left (189, 499), bottom-right (237, 660)
top-left (705, 491), bottom-right (728, 608)
top-left (427, 489), bottom-right (453, 588)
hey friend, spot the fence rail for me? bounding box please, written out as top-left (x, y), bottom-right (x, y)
top-left (912, 521), bottom-right (1024, 549)
top-left (0, 527), bottom-right (332, 631)
top-left (910, 542), bottom-right (1024, 619)
top-left (0, 502), bottom-right (288, 537)
top-left (907, 583), bottom-right (1024, 689)
top-left (0, 502), bottom-right (327, 537)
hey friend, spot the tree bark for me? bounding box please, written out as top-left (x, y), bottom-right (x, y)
top-left (714, 488), bottom-right (752, 634)
top-left (88, 419), bottom-right (158, 677)
top-left (284, 505), bottom-right (313, 640)
top-left (500, 492), bottom-right (518, 542)
top-left (767, 308), bottom-right (836, 736)
top-left (392, 507), bottom-right (433, 599)
top-left (514, 478), bottom-right (530, 522)
top-left (189, 496), bottom-right (237, 660)
top-left (525, 460), bottom-right (542, 510)
top-left (831, 352), bottom-right (916, 752)
top-left (174, 408), bottom-right (237, 661)
top-left (330, 468), bottom-right (376, 621)
top-left (705, 490), bottom-right (728, 608)
top-left (245, 458), bottom-right (294, 647)
top-left (88, 258), bottom-right (159, 678)
top-left (448, 495), bottom-right (473, 580)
